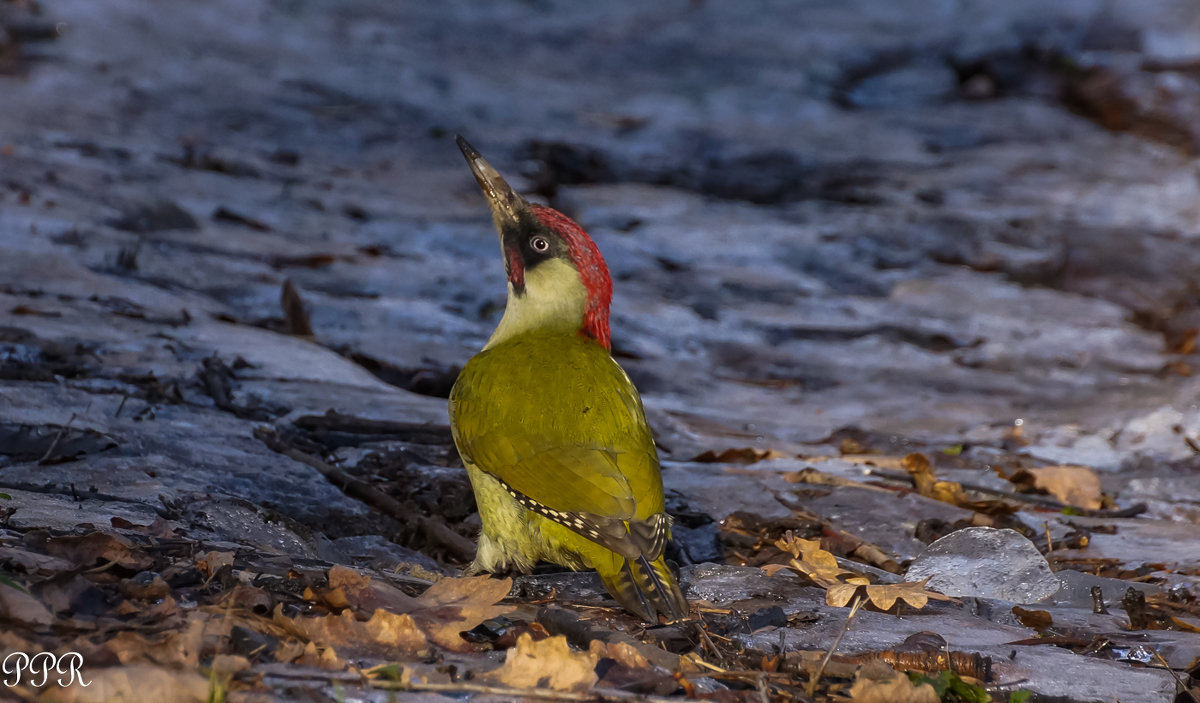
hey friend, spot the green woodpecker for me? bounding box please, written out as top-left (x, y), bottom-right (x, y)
top-left (448, 136), bottom-right (688, 622)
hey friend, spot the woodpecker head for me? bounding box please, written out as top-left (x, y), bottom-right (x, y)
top-left (457, 136), bottom-right (613, 350)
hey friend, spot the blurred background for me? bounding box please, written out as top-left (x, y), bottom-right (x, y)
top-left (2, 0), bottom-right (1200, 572)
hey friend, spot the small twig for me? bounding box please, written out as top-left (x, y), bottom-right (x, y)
top-left (1043, 521), bottom-right (1053, 558)
top-left (292, 410), bottom-right (453, 444)
top-left (38, 413), bottom-right (77, 464)
top-left (755, 671), bottom-right (770, 703)
top-left (280, 279), bottom-right (315, 338)
top-left (856, 465), bottom-right (1147, 517)
top-left (808, 594), bottom-right (865, 698)
top-left (379, 570), bottom-right (437, 590)
top-left (702, 669), bottom-right (797, 684)
top-left (256, 428), bottom-right (475, 561)
top-left (83, 558), bottom-right (121, 574)
top-left (1150, 647), bottom-right (1199, 703)
top-left (687, 657), bottom-right (727, 674)
top-left (368, 678), bottom-right (682, 703)
top-left (774, 493), bottom-right (901, 574)
top-left (693, 621), bottom-right (728, 668)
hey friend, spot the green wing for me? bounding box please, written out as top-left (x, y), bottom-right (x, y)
top-left (449, 333), bottom-right (661, 522)
top-left (463, 438), bottom-right (637, 517)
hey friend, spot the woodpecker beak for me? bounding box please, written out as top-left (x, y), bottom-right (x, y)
top-left (457, 135), bottom-right (526, 233)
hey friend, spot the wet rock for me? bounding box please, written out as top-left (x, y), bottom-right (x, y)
top-left (803, 487), bottom-right (973, 562)
top-left (522, 141), bottom-right (619, 196)
top-left (1048, 568), bottom-right (1158, 610)
top-left (513, 569), bottom-right (611, 608)
top-left (0, 332), bottom-right (96, 381)
top-left (905, 527), bottom-right (1060, 603)
top-left (108, 199), bottom-right (199, 233)
top-left (0, 422), bottom-right (118, 465)
top-left (180, 498), bottom-right (317, 558)
top-left (842, 60), bottom-right (961, 109)
top-left (682, 564), bottom-right (817, 609)
top-left (668, 522), bottom-right (721, 565)
top-left (662, 463), bottom-right (796, 525)
top-left (316, 535), bottom-right (445, 573)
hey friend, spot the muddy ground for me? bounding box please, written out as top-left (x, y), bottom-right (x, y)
top-left (1, 1), bottom-right (1199, 701)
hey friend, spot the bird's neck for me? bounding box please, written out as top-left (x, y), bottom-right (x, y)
top-left (484, 258), bottom-right (611, 350)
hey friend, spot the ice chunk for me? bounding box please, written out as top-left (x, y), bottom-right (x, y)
top-left (905, 527), bottom-right (1060, 603)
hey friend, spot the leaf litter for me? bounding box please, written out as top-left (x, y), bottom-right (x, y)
top-left (5, 418), bottom-right (1196, 703)
top-left (764, 533), bottom-right (954, 611)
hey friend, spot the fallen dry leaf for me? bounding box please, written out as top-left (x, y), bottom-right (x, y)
top-left (275, 605), bottom-right (429, 660)
top-left (196, 550), bottom-right (234, 578)
top-left (328, 564), bottom-right (367, 591)
top-left (294, 640), bottom-right (346, 669)
top-left (1010, 465), bottom-right (1102, 510)
top-left (783, 467), bottom-right (890, 492)
top-left (589, 639), bottom-right (677, 692)
top-left (273, 639), bottom-right (307, 663)
top-left (0, 580), bottom-right (53, 625)
top-left (765, 533), bottom-right (854, 588)
top-left (210, 653), bottom-right (251, 675)
top-left (588, 640), bottom-right (651, 669)
top-left (99, 612), bottom-right (211, 668)
top-left (219, 583), bottom-right (274, 614)
top-left (1175, 328), bottom-right (1198, 355)
top-left (1012, 605), bottom-right (1053, 630)
top-left (41, 572), bottom-right (117, 616)
top-left (110, 516), bottom-right (177, 539)
top-left (40, 664), bottom-right (210, 703)
top-left (827, 579), bottom-right (953, 610)
top-left (767, 532), bottom-right (948, 612)
top-left (691, 447), bottom-right (787, 464)
top-left (848, 661), bottom-right (939, 703)
top-left (119, 575), bottom-right (171, 601)
top-left (483, 633), bottom-right (598, 692)
top-left (0, 545), bottom-right (75, 573)
top-left (44, 532), bottom-right (154, 571)
top-left (411, 575), bottom-right (515, 651)
top-left (827, 454), bottom-right (907, 469)
top-left (826, 582), bottom-right (868, 608)
top-left (0, 630), bottom-right (36, 654)
top-left (903, 453), bottom-right (1015, 514)
top-left (321, 564), bottom-right (419, 614)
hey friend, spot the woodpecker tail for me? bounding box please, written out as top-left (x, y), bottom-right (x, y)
top-left (598, 553), bottom-right (688, 623)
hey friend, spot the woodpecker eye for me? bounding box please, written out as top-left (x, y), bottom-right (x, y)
top-left (530, 236), bottom-right (550, 253)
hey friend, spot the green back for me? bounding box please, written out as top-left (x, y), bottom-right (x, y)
top-left (449, 332), bottom-right (664, 522)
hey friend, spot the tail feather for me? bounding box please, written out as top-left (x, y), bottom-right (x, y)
top-left (599, 554), bottom-right (687, 623)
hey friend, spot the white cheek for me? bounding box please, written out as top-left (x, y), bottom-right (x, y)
top-left (486, 259), bottom-right (587, 348)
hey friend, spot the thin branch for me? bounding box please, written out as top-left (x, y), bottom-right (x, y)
top-left (693, 621), bottom-right (728, 668)
top-left (255, 428), bottom-right (476, 562)
top-left (1150, 647), bottom-right (1199, 703)
top-left (38, 413), bottom-right (77, 464)
top-left (808, 594), bottom-right (864, 698)
top-left (368, 678), bottom-right (682, 703)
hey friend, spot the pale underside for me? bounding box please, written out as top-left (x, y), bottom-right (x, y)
top-left (465, 461), bottom-right (590, 573)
